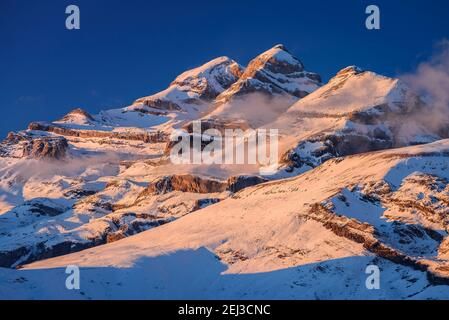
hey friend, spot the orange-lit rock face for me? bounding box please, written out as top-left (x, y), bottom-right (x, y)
top-left (215, 45), bottom-right (322, 107)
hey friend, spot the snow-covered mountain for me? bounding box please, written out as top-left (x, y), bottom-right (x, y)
top-left (204, 44), bottom-right (322, 129)
top-left (1, 44), bottom-right (449, 300)
top-left (215, 45), bottom-right (321, 104)
top-left (272, 66), bottom-right (443, 174)
top-left (129, 56), bottom-right (244, 120)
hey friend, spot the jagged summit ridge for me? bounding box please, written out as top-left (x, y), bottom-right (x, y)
top-left (215, 44), bottom-right (322, 106)
top-left (171, 56), bottom-right (243, 92)
top-left (198, 45), bottom-right (322, 129)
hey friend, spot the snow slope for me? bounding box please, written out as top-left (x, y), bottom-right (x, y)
top-left (5, 140), bottom-right (449, 299)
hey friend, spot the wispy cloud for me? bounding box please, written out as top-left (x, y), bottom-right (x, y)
top-left (399, 39), bottom-right (449, 136)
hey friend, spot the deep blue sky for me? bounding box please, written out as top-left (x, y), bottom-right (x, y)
top-left (1, 0), bottom-right (449, 138)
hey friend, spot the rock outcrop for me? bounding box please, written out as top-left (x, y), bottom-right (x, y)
top-left (138, 175), bottom-right (228, 197)
top-left (137, 174), bottom-right (269, 199)
top-left (306, 202), bottom-right (449, 285)
top-left (227, 175), bottom-right (268, 193)
top-left (22, 136), bottom-right (68, 160)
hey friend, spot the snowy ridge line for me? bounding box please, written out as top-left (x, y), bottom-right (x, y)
top-left (27, 122), bottom-right (169, 143)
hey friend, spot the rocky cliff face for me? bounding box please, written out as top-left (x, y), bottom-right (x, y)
top-left (22, 137), bottom-right (68, 160)
top-left (304, 172), bottom-right (449, 285)
top-left (139, 175), bottom-right (228, 196)
top-left (0, 132), bottom-right (68, 160)
top-left (57, 108), bottom-right (96, 125)
top-left (137, 174), bottom-right (268, 198)
top-left (195, 45), bottom-right (322, 130)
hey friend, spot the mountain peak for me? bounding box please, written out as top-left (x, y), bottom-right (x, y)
top-left (67, 108), bottom-right (94, 118)
top-left (336, 65), bottom-right (364, 77)
top-left (272, 44), bottom-right (288, 51)
top-left (214, 45), bottom-right (321, 102)
top-left (248, 44), bottom-right (305, 74)
top-left (285, 64), bottom-right (407, 118)
top-left (56, 108), bottom-right (95, 125)
top-left (172, 56), bottom-right (242, 85)
top-left (132, 56), bottom-right (244, 115)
